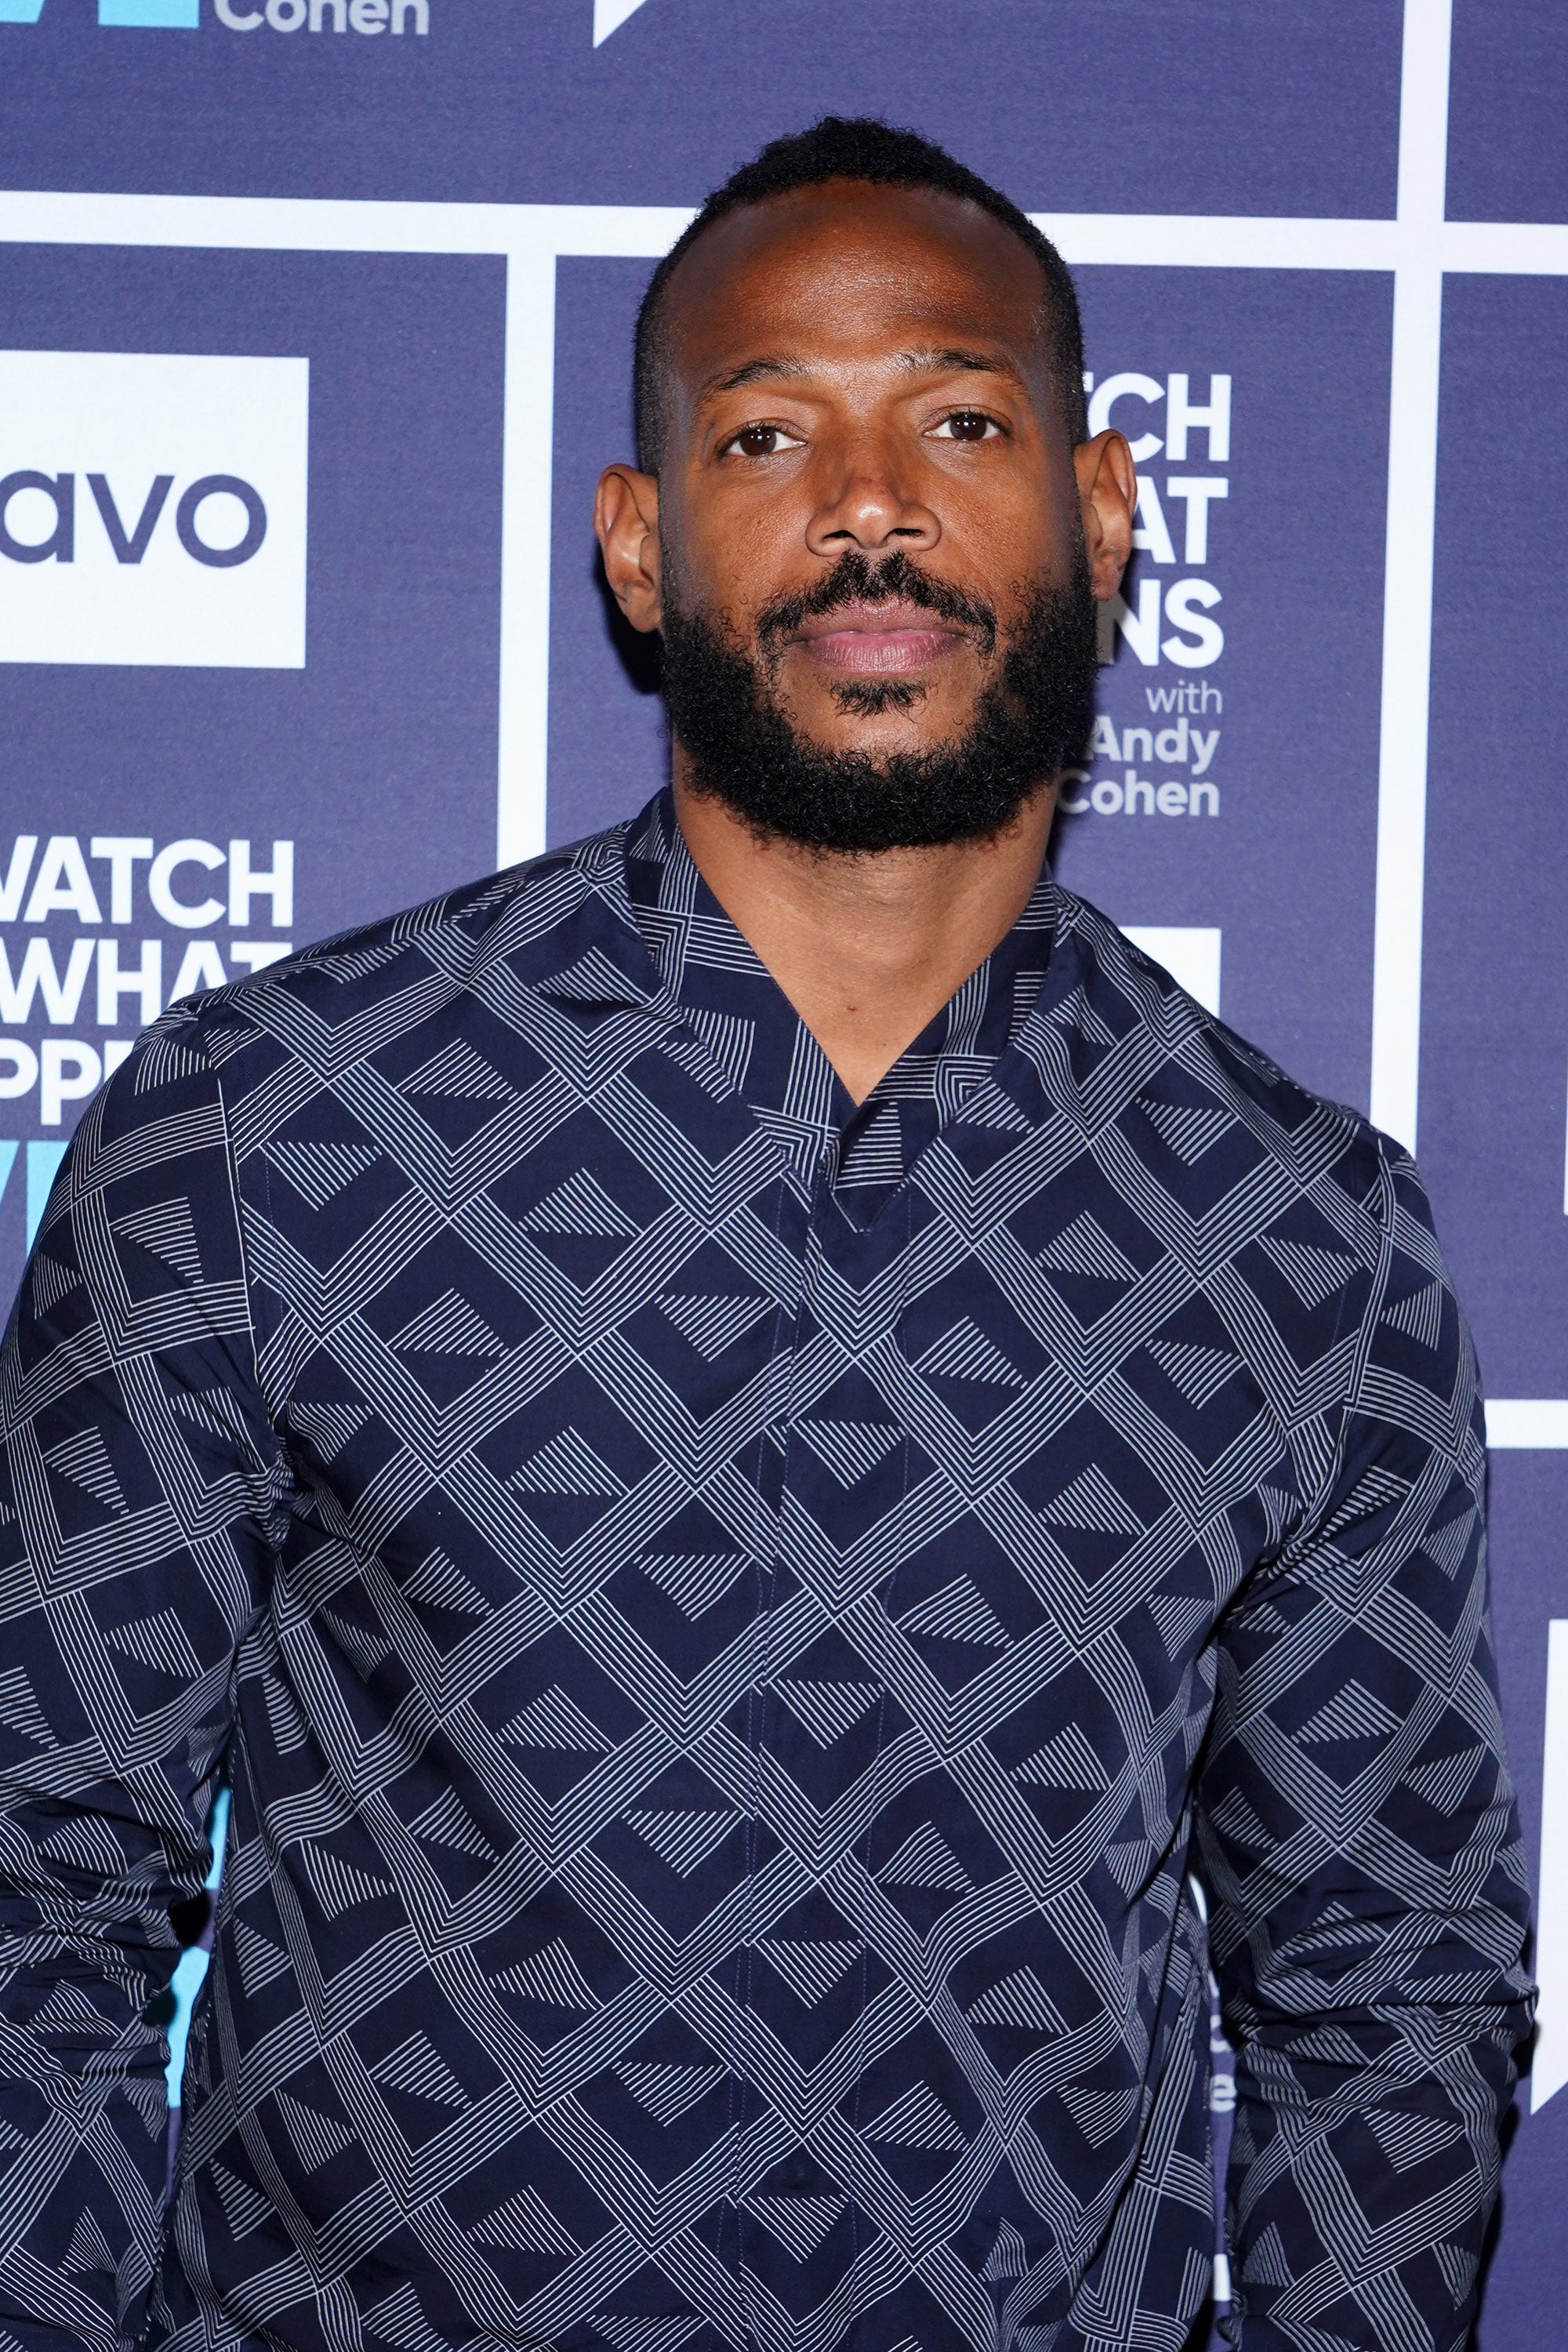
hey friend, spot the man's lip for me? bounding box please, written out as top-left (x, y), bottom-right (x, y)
top-left (789, 601), bottom-right (965, 675)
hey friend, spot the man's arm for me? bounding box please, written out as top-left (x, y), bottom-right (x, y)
top-left (0, 1012), bottom-right (283, 2352)
top-left (1197, 1143), bottom-right (1534, 2350)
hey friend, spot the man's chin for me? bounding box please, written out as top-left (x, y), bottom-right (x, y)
top-left (772, 664), bottom-right (1009, 750)
top-left (659, 566), bottom-right (1097, 855)
top-left (777, 712), bottom-right (971, 766)
top-left (677, 746), bottom-right (1053, 858)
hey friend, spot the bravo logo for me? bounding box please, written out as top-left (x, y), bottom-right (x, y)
top-left (0, 0), bottom-right (428, 29)
top-left (0, 351), bottom-right (307, 668)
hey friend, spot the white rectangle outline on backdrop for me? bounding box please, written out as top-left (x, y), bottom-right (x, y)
top-left (0, 0), bottom-right (1563, 1401)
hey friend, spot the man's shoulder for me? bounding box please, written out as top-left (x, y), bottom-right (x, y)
top-left (154, 818), bottom-right (644, 1072)
top-left (1051, 884), bottom-right (1399, 1218)
top-left (249, 821), bottom-right (631, 1000)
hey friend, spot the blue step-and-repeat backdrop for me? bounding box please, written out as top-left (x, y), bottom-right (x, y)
top-left (0, 1), bottom-right (1563, 2340)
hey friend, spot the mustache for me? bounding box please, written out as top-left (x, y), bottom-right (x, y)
top-left (659, 533), bottom-right (1100, 855)
top-left (754, 549), bottom-right (998, 659)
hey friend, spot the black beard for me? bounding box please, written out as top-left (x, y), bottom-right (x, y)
top-left (659, 543), bottom-right (1098, 854)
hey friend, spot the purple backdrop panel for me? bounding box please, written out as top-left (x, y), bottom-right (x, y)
top-left (547, 256), bottom-right (661, 852)
top-left (1054, 266), bottom-right (1391, 1112)
top-left (0, 242), bottom-right (505, 1319)
top-left (1448, 0), bottom-right (1568, 227)
top-left (547, 256), bottom-right (1392, 1112)
top-left (1476, 1450), bottom-right (1561, 2346)
top-left (0, 2), bottom-right (1402, 220)
top-left (1421, 273), bottom-right (1567, 1396)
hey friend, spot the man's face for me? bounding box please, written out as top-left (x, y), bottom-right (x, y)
top-left (597, 180), bottom-right (1130, 851)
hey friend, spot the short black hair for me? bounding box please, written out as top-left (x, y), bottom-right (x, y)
top-left (633, 115), bottom-right (1087, 474)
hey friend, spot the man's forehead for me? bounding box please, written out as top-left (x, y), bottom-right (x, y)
top-left (662, 181), bottom-right (1047, 379)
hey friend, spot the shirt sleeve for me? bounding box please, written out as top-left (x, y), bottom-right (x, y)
top-left (0, 1010), bottom-right (285, 2352)
top-left (1197, 1140), bottom-right (1535, 2351)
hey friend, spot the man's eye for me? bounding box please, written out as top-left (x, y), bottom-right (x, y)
top-left (933, 411), bottom-right (1001, 442)
top-left (725, 423), bottom-right (802, 458)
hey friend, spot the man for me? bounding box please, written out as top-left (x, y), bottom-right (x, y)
top-left (0, 116), bottom-right (1531, 2352)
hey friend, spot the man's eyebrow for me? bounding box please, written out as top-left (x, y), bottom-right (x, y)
top-left (897, 347), bottom-right (1024, 381)
top-left (696, 347), bottom-right (1027, 403)
top-left (698, 357), bottom-right (809, 400)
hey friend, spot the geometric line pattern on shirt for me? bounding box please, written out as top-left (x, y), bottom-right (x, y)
top-left (0, 788), bottom-right (1531, 2352)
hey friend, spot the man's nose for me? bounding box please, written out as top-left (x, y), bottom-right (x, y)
top-left (804, 434), bottom-right (940, 557)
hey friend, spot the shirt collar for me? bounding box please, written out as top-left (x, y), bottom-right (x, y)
top-left (621, 789), bottom-right (1058, 1218)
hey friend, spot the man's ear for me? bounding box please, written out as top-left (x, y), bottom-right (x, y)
top-left (595, 465), bottom-right (663, 634)
top-left (1073, 430), bottom-right (1137, 601)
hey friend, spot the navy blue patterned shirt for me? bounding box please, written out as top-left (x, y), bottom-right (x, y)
top-left (0, 791), bottom-right (1533, 2352)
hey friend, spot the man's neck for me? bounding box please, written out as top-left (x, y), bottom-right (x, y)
top-left (671, 770), bottom-right (1056, 1105)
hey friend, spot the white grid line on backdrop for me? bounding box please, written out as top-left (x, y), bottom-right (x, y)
top-left (0, 0), bottom-right (1563, 1436)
